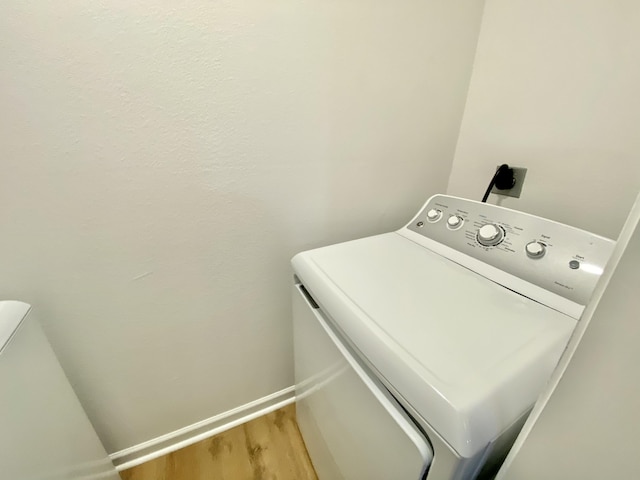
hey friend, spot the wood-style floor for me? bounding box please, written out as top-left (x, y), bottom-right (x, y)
top-left (120, 404), bottom-right (318, 480)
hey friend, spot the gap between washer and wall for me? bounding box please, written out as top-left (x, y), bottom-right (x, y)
top-left (109, 386), bottom-right (296, 471)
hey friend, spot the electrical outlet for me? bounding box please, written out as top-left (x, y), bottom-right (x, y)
top-left (491, 166), bottom-right (527, 198)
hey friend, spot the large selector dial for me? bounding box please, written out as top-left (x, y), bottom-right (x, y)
top-left (477, 223), bottom-right (505, 246)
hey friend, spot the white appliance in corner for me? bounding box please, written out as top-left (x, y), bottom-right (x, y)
top-left (0, 301), bottom-right (120, 480)
top-left (292, 194), bottom-right (615, 480)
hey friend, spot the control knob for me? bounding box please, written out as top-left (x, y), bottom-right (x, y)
top-left (525, 241), bottom-right (546, 259)
top-left (477, 224), bottom-right (504, 246)
top-left (447, 215), bottom-right (463, 229)
top-left (426, 209), bottom-right (442, 222)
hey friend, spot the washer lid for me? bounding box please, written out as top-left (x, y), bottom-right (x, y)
top-left (0, 301), bottom-right (31, 353)
top-left (292, 232), bottom-right (576, 458)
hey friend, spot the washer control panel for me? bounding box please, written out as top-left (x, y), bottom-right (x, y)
top-left (405, 195), bottom-right (615, 306)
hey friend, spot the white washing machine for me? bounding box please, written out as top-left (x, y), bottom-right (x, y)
top-left (292, 194), bottom-right (614, 480)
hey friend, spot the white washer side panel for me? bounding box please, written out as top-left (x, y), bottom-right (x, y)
top-left (293, 284), bottom-right (432, 480)
top-left (0, 310), bottom-right (119, 480)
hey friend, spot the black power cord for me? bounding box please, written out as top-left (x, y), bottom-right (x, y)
top-left (481, 164), bottom-right (516, 202)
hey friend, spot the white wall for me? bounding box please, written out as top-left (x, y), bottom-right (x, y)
top-left (447, 0), bottom-right (640, 239)
top-left (0, 1), bottom-right (484, 452)
top-left (496, 196), bottom-right (640, 479)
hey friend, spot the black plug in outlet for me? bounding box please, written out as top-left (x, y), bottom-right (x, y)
top-left (494, 167), bottom-right (516, 190)
top-left (491, 166), bottom-right (527, 198)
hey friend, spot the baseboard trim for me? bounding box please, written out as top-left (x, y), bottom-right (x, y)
top-left (109, 385), bottom-right (296, 471)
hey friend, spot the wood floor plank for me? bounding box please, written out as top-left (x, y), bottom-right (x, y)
top-left (120, 404), bottom-right (317, 480)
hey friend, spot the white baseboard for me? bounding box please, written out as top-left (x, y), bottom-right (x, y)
top-left (109, 386), bottom-right (296, 471)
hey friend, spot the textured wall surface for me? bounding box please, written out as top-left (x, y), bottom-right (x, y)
top-left (0, 1), bottom-right (484, 451)
top-left (447, 0), bottom-right (640, 239)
